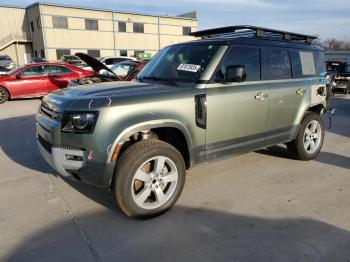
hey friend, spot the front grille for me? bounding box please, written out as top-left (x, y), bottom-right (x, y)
top-left (38, 135), bottom-right (83, 153)
top-left (40, 104), bottom-right (62, 121)
top-left (38, 135), bottom-right (52, 153)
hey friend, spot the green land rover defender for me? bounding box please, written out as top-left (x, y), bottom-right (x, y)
top-left (36, 26), bottom-right (330, 218)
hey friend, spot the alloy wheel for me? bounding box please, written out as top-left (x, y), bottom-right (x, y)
top-left (303, 120), bottom-right (322, 154)
top-left (131, 156), bottom-right (178, 210)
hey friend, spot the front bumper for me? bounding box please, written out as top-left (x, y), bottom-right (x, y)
top-left (37, 136), bottom-right (87, 177)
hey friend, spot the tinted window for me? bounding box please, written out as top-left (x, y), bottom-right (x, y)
top-left (52, 16), bottom-right (68, 29)
top-left (56, 49), bottom-right (71, 60)
top-left (46, 65), bottom-right (72, 75)
top-left (21, 66), bottom-right (45, 77)
top-left (133, 23), bottom-right (144, 33)
top-left (313, 51), bottom-right (326, 75)
top-left (218, 47), bottom-right (260, 81)
top-left (261, 49), bottom-right (292, 80)
top-left (85, 19), bottom-right (98, 30)
top-left (87, 49), bottom-right (100, 58)
top-left (118, 21), bottom-right (126, 32)
top-left (291, 50), bottom-right (316, 78)
top-left (183, 27), bottom-right (191, 36)
top-left (120, 50), bottom-right (127, 56)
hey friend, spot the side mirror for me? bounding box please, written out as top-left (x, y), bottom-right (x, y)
top-left (225, 65), bottom-right (246, 83)
top-left (15, 74), bottom-right (22, 80)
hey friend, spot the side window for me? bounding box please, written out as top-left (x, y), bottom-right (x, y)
top-left (313, 51), bottom-right (326, 75)
top-left (118, 21), bottom-right (126, 32)
top-left (52, 16), bottom-right (68, 29)
top-left (290, 50), bottom-right (316, 78)
top-left (218, 46), bottom-right (261, 81)
top-left (46, 65), bottom-right (72, 76)
top-left (261, 49), bottom-right (292, 80)
top-left (21, 66), bottom-right (45, 77)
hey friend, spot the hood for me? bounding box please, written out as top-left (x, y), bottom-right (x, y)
top-left (44, 81), bottom-right (183, 111)
top-left (75, 53), bottom-right (117, 77)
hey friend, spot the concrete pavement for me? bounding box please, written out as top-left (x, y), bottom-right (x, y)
top-left (0, 96), bottom-right (350, 261)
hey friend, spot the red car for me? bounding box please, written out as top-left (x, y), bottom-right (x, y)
top-left (0, 62), bottom-right (94, 104)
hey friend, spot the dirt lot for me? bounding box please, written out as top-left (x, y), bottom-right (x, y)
top-left (0, 95), bottom-right (349, 262)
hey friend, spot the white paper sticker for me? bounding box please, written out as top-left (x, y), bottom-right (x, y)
top-left (300, 51), bottom-right (316, 75)
top-left (177, 64), bottom-right (201, 73)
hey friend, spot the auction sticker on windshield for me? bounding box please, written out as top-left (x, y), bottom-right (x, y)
top-left (177, 64), bottom-right (201, 73)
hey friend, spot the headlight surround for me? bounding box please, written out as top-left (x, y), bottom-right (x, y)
top-left (62, 112), bottom-right (98, 134)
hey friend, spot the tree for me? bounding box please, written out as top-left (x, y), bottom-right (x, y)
top-left (323, 38), bottom-right (350, 51)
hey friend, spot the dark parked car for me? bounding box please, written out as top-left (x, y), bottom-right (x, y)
top-left (0, 65), bottom-right (10, 75)
top-left (326, 61), bottom-right (350, 94)
top-left (0, 55), bottom-right (16, 70)
top-left (0, 62), bottom-right (95, 104)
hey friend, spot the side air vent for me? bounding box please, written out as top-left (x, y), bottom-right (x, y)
top-left (195, 94), bottom-right (207, 129)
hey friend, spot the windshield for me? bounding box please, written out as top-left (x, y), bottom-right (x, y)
top-left (138, 43), bottom-right (220, 84)
top-left (111, 63), bottom-right (136, 77)
top-left (7, 65), bottom-right (26, 75)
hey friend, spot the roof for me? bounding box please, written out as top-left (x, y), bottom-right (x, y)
top-left (25, 2), bottom-right (197, 20)
top-left (191, 25), bottom-right (317, 44)
top-left (175, 37), bottom-right (323, 51)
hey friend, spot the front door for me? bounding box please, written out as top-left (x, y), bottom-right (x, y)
top-left (9, 65), bottom-right (47, 97)
top-left (205, 46), bottom-right (270, 160)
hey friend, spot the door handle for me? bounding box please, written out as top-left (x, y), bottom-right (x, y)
top-left (255, 92), bottom-right (268, 101)
top-left (296, 88), bottom-right (306, 95)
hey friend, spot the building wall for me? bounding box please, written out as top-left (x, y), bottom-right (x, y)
top-left (0, 6), bottom-right (29, 41)
top-left (37, 4), bottom-right (197, 60)
top-left (0, 43), bottom-right (32, 65)
top-left (0, 3), bottom-right (198, 63)
top-left (325, 51), bottom-right (350, 62)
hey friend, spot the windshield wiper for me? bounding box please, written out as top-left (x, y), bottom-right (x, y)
top-left (139, 76), bottom-right (177, 86)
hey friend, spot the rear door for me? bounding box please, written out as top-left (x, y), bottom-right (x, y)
top-left (263, 48), bottom-right (315, 145)
top-left (46, 65), bottom-right (75, 92)
top-left (205, 46), bottom-right (270, 159)
top-left (9, 65), bottom-right (47, 97)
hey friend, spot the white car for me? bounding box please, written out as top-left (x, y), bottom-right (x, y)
top-left (83, 56), bottom-right (137, 71)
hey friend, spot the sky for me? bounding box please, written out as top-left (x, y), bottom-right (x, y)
top-left (2, 0), bottom-right (350, 41)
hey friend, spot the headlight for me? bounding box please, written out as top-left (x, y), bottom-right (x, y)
top-left (62, 112), bottom-right (98, 134)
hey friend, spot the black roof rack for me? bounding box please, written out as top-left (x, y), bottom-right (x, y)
top-left (190, 25), bottom-right (317, 44)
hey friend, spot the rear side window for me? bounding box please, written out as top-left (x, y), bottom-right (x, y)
top-left (261, 49), bottom-right (292, 80)
top-left (291, 50), bottom-right (316, 78)
top-left (218, 46), bottom-right (261, 81)
top-left (313, 51), bottom-right (326, 75)
top-left (46, 65), bottom-right (72, 75)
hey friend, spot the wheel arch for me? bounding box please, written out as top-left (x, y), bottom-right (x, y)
top-left (0, 85), bottom-right (10, 99)
top-left (107, 120), bottom-right (194, 168)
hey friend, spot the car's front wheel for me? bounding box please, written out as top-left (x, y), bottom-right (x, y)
top-left (0, 86), bottom-right (9, 104)
top-left (287, 112), bottom-right (324, 160)
top-left (114, 139), bottom-right (186, 218)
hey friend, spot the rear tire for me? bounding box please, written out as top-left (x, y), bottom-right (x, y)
top-left (0, 86), bottom-right (9, 104)
top-left (287, 112), bottom-right (324, 160)
top-left (114, 139), bottom-right (186, 218)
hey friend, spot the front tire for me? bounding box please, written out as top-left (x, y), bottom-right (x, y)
top-left (114, 140), bottom-right (186, 218)
top-left (287, 112), bottom-right (324, 160)
top-left (0, 87), bottom-right (9, 104)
